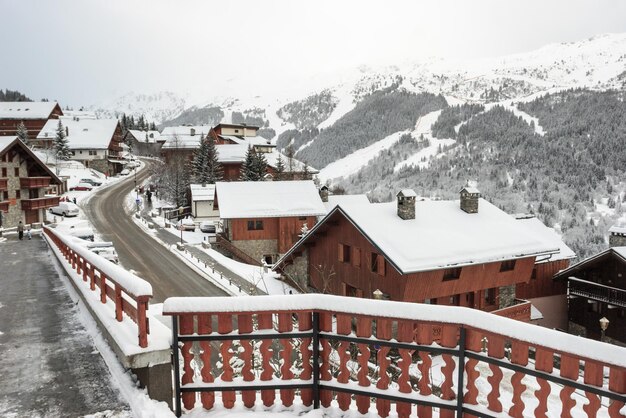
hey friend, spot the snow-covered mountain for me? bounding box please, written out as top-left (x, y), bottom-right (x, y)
top-left (91, 32), bottom-right (626, 143)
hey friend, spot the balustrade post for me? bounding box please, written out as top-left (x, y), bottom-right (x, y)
top-left (115, 284), bottom-right (123, 322)
top-left (137, 297), bottom-right (149, 348)
top-left (172, 316), bottom-right (182, 417)
top-left (312, 311), bottom-right (320, 409)
top-left (76, 255), bottom-right (82, 275)
top-left (82, 260), bottom-right (88, 282)
top-left (100, 274), bottom-right (107, 304)
top-left (89, 266), bottom-right (96, 290)
top-left (455, 327), bottom-right (466, 418)
top-left (608, 367), bottom-right (626, 417)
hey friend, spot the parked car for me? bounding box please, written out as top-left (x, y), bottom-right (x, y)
top-left (126, 161), bottom-right (140, 169)
top-left (70, 182), bottom-right (94, 191)
top-left (80, 178), bottom-right (102, 187)
top-left (49, 202), bottom-right (80, 217)
top-left (177, 218), bottom-right (196, 231)
top-left (51, 223), bottom-right (95, 241)
top-left (199, 221), bottom-right (216, 233)
top-left (120, 169), bottom-right (130, 176)
top-left (90, 247), bottom-right (119, 264)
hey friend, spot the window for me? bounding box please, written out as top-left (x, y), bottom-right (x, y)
top-left (235, 129), bottom-right (240, 133)
top-left (443, 267), bottom-right (461, 281)
top-left (3, 191), bottom-right (8, 200)
top-left (298, 216), bottom-right (307, 221)
top-left (15, 190), bottom-right (20, 199)
top-left (485, 288), bottom-right (496, 305)
top-left (338, 243), bottom-right (351, 263)
top-left (89, 150), bottom-right (97, 156)
top-left (500, 260), bottom-right (516, 272)
top-left (352, 247), bottom-right (361, 268)
top-left (370, 252), bottom-right (386, 276)
top-left (1, 167), bottom-right (6, 177)
top-left (531, 268), bottom-right (537, 280)
top-left (247, 220), bottom-right (264, 230)
top-left (14, 167), bottom-right (19, 176)
top-left (450, 294), bottom-right (460, 305)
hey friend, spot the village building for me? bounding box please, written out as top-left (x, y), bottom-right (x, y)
top-left (274, 187), bottom-right (559, 319)
top-left (210, 123), bottom-right (260, 144)
top-left (0, 102), bottom-right (63, 146)
top-left (513, 214), bottom-right (576, 329)
top-left (37, 116), bottom-right (125, 174)
top-left (189, 183), bottom-right (218, 219)
top-left (0, 136), bottom-right (63, 228)
top-left (214, 180), bottom-right (326, 265)
top-left (160, 125), bottom-right (211, 163)
top-left (554, 229), bottom-right (626, 345)
top-left (124, 129), bottom-right (164, 157)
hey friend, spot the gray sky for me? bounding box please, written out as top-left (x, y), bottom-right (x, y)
top-left (2, 0), bottom-right (625, 106)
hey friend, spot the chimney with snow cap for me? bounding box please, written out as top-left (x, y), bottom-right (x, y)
top-left (609, 225), bottom-right (626, 247)
top-left (397, 189), bottom-right (416, 220)
top-left (460, 183), bottom-right (480, 214)
top-left (319, 185), bottom-right (329, 202)
top-left (190, 128), bottom-right (196, 136)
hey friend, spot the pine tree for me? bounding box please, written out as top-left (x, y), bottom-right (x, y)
top-left (205, 136), bottom-right (223, 184)
top-left (274, 153), bottom-right (285, 181)
top-left (192, 138), bottom-right (208, 182)
top-left (16, 121), bottom-right (29, 146)
top-left (240, 145), bottom-right (256, 181)
top-left (54, 120), bottom-right (71, 160)
top-left (253, 150), bottom-right (268, 180)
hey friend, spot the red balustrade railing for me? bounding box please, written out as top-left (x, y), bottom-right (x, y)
top-left (21, 196), bottom-right (59, 210)
top-left (163, 295), bottom-right (626, 417)
top-left (19, 176), bottom-right (51, 189)
top-left (44, 226), bottom-right (153, 347)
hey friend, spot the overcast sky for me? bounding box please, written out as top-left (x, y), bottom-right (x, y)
top-left (2, 0), bottom-right (625, 106)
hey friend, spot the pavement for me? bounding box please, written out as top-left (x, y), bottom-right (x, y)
top-left (0, 235), bottom-right (131, 417)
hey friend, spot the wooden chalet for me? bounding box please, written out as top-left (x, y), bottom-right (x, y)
top-left (37, 116), bottom-right (125, 175)
top-left (274, 187), bottom-right (559, 319)
top-left (214, 180), bottom-right (326, 265)
top-left (0, 136), bottom-right (63, 227)
top-left (513, 214), bottom-right (577, 329)
top-left (554, 238), bottom-right (626, 345)
top-left (124, 129), bottom-right (163, 157)
top-left (0, 102), bottom-right (63, 146)
top-left (160, 126), bottom-right (210, 163)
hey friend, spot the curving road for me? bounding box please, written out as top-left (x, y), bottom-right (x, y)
top-left (82, 159), bottom-right (228, 303)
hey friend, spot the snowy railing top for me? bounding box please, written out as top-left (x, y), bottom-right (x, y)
top-left (163, 294), bottom-right (626, 369)
top-left (44, 226), bottom-right (153, 298)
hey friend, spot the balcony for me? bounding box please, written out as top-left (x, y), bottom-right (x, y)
top-left (0, 178), bottom-right (7, 191)
top-left (21, 196), bottom-right (59, 211)
top-left (569, 276), bottom-right (626, 308)
top-left (20, 176), bottom-right (51, 189)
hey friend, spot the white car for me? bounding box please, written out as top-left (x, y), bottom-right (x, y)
top-left (120, 169), bottom-right (130, 176)
top-left (200, 221), bottom-right (216, 233)
top-left (49, 202), bottom-right (80, 217)
top-left (126, 161), bottom-right (140, 169)
top-left (177, 218), bottom-right (196, 231)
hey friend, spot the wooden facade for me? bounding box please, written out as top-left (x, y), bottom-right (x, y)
top-left (555, 249), bottom-right (626, 344)
top-left (228, 215), bottom-right (317, 253)
top-left (0, 103), bottom-right (63, 145)
top-left (515, 259), bottom-right (570, 299)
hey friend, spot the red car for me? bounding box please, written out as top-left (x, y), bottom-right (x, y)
top-left (70, 182), bottom-right (94, 191)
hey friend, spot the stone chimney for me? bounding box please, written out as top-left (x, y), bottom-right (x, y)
top-left (397, 189), bottom-right (416, 220)
top-left (460, 185), bottom-right (480, 214)
top-left (190, 128), bottom-right (196, 136)
top-left (609, 226), bottom-right (626, 247)
top-left (319, 186), bottom-right (329, 203)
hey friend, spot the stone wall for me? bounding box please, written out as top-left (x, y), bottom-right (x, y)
top-left (232, 239), bottom-right (278, 264)
top-left (88, 159), bottom-right (111, 174)
top-left (1, 153), bottom-right (25, 228)
top-left (568, 321), bottom-right (587, 337)
top-left (498, 284), bottom-right (516, 309)
top-left (282, 250), bottom-right (309, 292)
top-left (609, 233), bottom-right (626, 247)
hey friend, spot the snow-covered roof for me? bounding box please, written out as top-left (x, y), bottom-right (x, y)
top-left (0, 136), bottom-right (62, 183)
top-left (398, 189), bottom-right (417, 197)
top-left (190, 184), bottom-right (216, 202)
top-left (609, 225), bottom-right (626, 235)
top-left (63, 110), bottom-right (97, 119)
top-left (215, 144), bottom-right (315, 173)
top-left (554, 246), bottom-right (626, 281)
top-left (513, 215), bottom-right (576, 263)
top-left (216, 180), bottom-right (327, 219)
top-left (278, 198), bottom-right (559, 274)
top-left (127, 130), bottom-right (161, 144)
top-left (0, 102), bottom-right (59, 119)
top-left (460, 186), bottom-right (480, 194)
top-left (37, 117), bottom-right (119, 149)
top-left (219, 135), bottom-right (270, 146)
top-left (324, 194), bottom-right (370, 213)
top-left (161, 126), bottom-right (210, 149)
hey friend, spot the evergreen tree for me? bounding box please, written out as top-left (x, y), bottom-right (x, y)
top-left (16, 121), bottom-right (29, 146)
top-left (253, 150), bottom-right (268, 180)
top-left (240, 145), bottom-right (257, 181)
top-left (54, 120), bottom-right (71, 160)
top-left (192, 138), bottom-right (208, 181)
top-left (274, 153), bottom-right (285, 180)
top-left (205, 136), bottom-right (223, 184)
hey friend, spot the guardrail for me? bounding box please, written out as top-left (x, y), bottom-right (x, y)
top-left (163, 294), bottom-right (626, 417)
top-left (44, 226), bottom-right (153, 347)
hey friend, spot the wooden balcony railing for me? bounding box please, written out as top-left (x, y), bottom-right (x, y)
top-left (20, 176), bottom-right (51, 189)
top-left (0, 178), bottom-right (7, 191)
top-left (44, 226), bottom-right (153, 347)
top-left (20, 196), bottom-right (59, 211)
top-left (164, 295), bottom-right (626, 418)
top-left (569, 277), bottom-right (626, 308)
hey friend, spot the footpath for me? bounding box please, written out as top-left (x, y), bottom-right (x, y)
top-left (0, 234), bottom-right (131, 417)
top-left (138, 202), bottom-right (267, 296)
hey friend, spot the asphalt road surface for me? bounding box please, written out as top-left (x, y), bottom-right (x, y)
top-left (83, 160), bottom-right (228, 303)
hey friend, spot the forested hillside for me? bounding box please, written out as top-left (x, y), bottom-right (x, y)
top-left (276, 90), bottom-right (337, 129)
top-left (295, 88), bottom-right (447, 168)
top-left (160, 105), bottom-right (224, 128)
top-left (336, 89), bottom-right (626, 259)
top-left (0, 89), bottom-right (32, 101)
top-left (431, 103), bottom-right (485, 138)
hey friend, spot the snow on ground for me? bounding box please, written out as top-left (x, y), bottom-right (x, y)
top-left (318, 130), bottom-right (409, 182)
